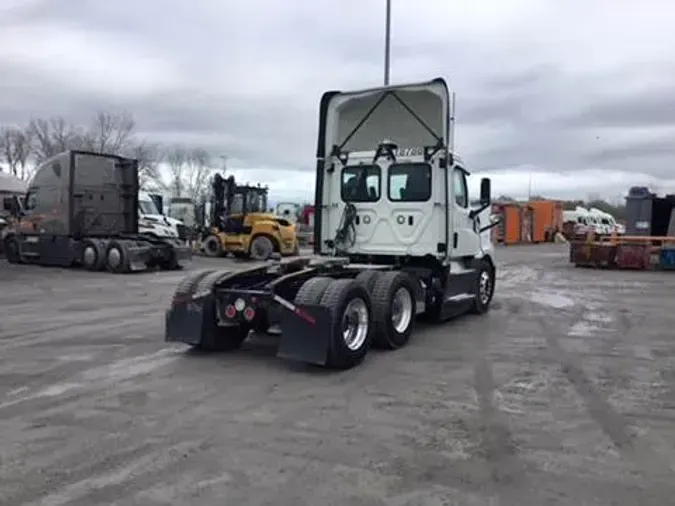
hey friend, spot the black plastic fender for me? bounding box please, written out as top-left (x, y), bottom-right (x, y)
top-left (165, 270), bottom-right (215, 345)
top-left (165, 269), bottom-right (233, 347)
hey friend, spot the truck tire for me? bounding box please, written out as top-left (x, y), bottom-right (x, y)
top-left (470, 260), bottom-right (495, 314)
top-left (194, 269), bottom-right (232, 295)
top-left (320, 279), bottom-right (373, 370)
top-left (202, 234), bottom-right (222, 257)
top-left (294, 276), bottom-right (333, 304)
top-left (81, 240), bottom-right (105, 271)
top-left (171, 270), bottom-right (215, 305)
top-left (371, 271), bottom-right (416, 349)
top-left (3, 236), bottom-right (21, 264)
top-left (354, 270), bottom-right (381, 292)
top-left (249, 235), bottom-right (276, 261)
top-left (105, 240), bottom-right (130, 273)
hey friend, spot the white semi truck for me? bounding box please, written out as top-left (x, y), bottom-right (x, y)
top-left (138, 191), bottom-right (187, 241)
top-left (165, 77), bottom-right (499, 370)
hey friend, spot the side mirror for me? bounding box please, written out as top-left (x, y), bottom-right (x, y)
top-left (480, 177), bottom-right (491, 206)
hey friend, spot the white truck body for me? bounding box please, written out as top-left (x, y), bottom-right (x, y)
top-left (138, 191), bottom-right (181, 239)
top-left (589, 207), bottom-right (624, 235)
top-left (317, 79), bottom-right (491, 263)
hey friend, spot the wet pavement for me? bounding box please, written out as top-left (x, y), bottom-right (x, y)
top-left (1, 244), bottom-right (674, 505)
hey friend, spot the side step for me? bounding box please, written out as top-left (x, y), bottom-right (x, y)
top-left (445, 293), bottom-right (475, 303)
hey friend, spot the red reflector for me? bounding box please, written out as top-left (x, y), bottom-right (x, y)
top-left (224, 305), bottom-right (236, 318)
top-left (243, 306), bottom-right (255, 321)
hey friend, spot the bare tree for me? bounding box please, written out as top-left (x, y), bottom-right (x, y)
top-left (163, 145), bottom-right (216, 200)
top-left (0, 126), bottom-right (34, 179)
top-left (126, 141), bottom-right (165, 190)
top-left (29, 117), bottom-right (87, 164)
top-left (164, 144), bottom-right (189, 197)
top-left (13, 128), bottom-right (34, 180)
top-left (184, 147), bottom-right (214, 201)
top-left (84, 111), bottom-right (135, 154)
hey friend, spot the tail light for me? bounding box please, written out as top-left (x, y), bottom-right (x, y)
top-left (243, 307), bottom-right (256, 321)
top-left (224, 304), bottom-right (236, 318)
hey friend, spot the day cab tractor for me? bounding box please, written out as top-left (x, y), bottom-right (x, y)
top-left (201, 174), bottom-right (299, 260)
top-left (165, 77), bottom-right (498, 369)
top-left (2, 150), bottom-right (191, 272)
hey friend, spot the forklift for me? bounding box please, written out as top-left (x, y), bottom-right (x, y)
top-left (201, 173), bottom-right (299, 260)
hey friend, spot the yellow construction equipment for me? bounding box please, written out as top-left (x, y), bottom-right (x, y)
top-left (201, 174), bottom-right (299, 260)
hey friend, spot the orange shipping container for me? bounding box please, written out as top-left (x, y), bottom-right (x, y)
top-left (492, 202), bottom-right (527, 245)
top-left (528, 200), bottom-right (563, 243)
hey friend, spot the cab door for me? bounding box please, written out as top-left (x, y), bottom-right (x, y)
top-left (17, 190), bottom-right (42, 258)
top-left (450, 166), bottom-right (479, 257)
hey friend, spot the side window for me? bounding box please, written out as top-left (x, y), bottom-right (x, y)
top-left (341, 165), bottom-right (380, 202)
top-left (388, 163), bottom-right (431, 202)
top-left (24, 190), bottom-right (38, 212)
top-left (453, 168), bottom-right (468, 208)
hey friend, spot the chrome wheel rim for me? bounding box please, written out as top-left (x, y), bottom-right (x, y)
top-left (391, 287), bottom-right (413, 333)
top-left (341, 298), bottom-right (369, 351)
top-left (108, 248), bottom-right (122, 269)
top-left (83, 246), bottom-right (96, 267)
top-left (479, 270), bottom-right (492, 305)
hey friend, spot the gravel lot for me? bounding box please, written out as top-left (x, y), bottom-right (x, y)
top-left (1, 244), bottom-right (674, 505)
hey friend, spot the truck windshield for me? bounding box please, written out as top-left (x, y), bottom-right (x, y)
top-left (139, 200), bottom-right (159, 215)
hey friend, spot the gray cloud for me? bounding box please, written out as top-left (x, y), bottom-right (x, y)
top-left (2, 0), bottom-right (675, 199)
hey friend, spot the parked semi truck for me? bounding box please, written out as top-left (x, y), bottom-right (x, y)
top-left (2, 150), bottom-right (191, 272)
top-left (165, 78), bottom-right (498, 369)
top-left (138, 191), bottom-right (187, 242)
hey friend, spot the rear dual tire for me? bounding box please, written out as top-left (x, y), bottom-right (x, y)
top-left (294, 277), bottom-right (373, 370)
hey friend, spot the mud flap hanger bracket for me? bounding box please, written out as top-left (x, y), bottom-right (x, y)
top-left (329, 89), bottom-right (448, 171)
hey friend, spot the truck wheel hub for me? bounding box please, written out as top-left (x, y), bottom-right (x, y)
top-left (391, 287), bottom-right (413, 333)
top-left (341, 298), bottom-right (369, 351)
top-left (108, 248), bottom-right (122, 268)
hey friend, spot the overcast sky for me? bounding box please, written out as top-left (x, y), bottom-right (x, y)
top-left (2, 0), bottom-right (675, 202)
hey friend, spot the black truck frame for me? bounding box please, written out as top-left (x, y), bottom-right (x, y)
top-left (2, 150), bottom-right (191, 273)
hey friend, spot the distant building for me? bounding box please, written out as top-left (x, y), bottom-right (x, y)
top-left (0, 172), bottom-right (27, 197)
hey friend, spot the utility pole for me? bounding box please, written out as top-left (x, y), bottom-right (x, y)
top-left (384, 0), bottom-right (391, 85)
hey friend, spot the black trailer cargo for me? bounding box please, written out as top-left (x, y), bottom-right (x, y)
top-left (2, 150), bottom-right (191, 272)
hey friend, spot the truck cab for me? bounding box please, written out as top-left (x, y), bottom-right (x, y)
top-left (2, 151), bottom-right (190, 272)
top-left (138, 191), bottom-right (185, 241)
top-left (314, 78), bottom-right (495, 318)
top-left (164, 78), bottom-right (497, 370)
top-left (315, 79), bottom-right (493, 266)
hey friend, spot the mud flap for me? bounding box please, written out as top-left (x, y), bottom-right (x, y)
top-left (165, 293), bottom-right (214, 346)
top-left (126, 244), bottom-right (153, 272)
top-left (277, 304), bottom-right (333, 366)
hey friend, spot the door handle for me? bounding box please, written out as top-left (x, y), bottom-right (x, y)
top-left (408, 215), bottom-right (413, 226)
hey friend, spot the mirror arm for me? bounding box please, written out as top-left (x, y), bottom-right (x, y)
top-left (469, 202), bottom-right (490, 220)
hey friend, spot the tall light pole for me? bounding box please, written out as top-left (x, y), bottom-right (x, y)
top-left (384, 0), bottom-right (391, 85)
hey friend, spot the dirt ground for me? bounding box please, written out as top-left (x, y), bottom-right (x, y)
top-left (0, 244), bottom-right (674, 505)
